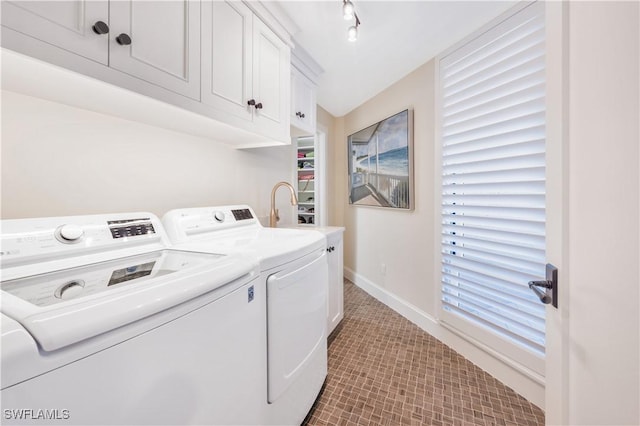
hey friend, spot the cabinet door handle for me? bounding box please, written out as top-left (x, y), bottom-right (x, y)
top-left (247, 99), bottom-right (256, 106)
top-left (92, 21), bottom-right (110, 35)
top-left (255, 102), bottom-right (263, 110)
top-left (115, 33), bottom-right (132, 46)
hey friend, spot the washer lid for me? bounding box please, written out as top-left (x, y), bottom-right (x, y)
top-left (1, 249), bottom-right (257, 351)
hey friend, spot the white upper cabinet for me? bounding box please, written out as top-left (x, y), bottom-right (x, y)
top-left (1, 0), bottom-right (292, 147)
top-left (109, 1), bottom-right (200, 100)
top-left (290, 66), bottom-right (317, 134)
top-left (202, 0), bottom-right (290, 141)
top-left (252, 17), bottom-right (289, 138)
top-left (1, 0), bottom-right (109, 64)
top-left (201, 0), bottom-right (252, 122)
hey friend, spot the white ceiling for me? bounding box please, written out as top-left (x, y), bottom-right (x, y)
top-left (273, 1), bottom-right (518, 117)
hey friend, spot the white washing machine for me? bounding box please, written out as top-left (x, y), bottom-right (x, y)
top-left (162, 205), bottom-right (328, 425)
top-left (0, 213), bottom-right (266, 425)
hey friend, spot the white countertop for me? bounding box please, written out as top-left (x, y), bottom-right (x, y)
top-left (284, 225), bottom-right (345, 236)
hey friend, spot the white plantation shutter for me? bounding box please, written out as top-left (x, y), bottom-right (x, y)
top-left (438, 2), bottom-right (546, 375)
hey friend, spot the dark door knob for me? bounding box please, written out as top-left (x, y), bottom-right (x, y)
top-left (300, 113), bottom-right (305, 118)
top-left (247, 99), bottom-right (256, 106)
top-left (115, 33), bottom-right (132, 46)
top-left (92, 21), bottom-right (109, 35)
top-left (255, 102), bottom-right (263, 110)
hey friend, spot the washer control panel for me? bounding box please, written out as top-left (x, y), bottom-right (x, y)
top-left (0, 213), bottom-right (165, 268)
top-left (231, 208), bottom-right (253, 221)
top-left (162, 205), bottom-right (260, 243)
top-left (108, 218), bottom-right (156, 239)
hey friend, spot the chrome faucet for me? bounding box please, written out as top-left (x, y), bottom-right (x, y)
top-left (270, 181), bottom-right (298, 228)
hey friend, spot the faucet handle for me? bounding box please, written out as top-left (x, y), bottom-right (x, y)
top-left (275, 208), bottom-right (280, 222)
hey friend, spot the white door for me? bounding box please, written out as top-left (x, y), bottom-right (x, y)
top-left (201, 0), bottom-right (253, 122)
top-left (252, 17), bottom-right (290, 138)
top-left (545, 2), bottom-right (640, 425)
top-left (109, 0), bottom-right (200, 99)
top-left (1, 1), bottom-right (109, 64)
top-left (266, 252), bottom-right (327, 403)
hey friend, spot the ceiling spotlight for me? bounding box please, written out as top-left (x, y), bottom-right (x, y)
top-left (343, 0), bottom-right (354, 20)
top-left (347, 13), bottom-right (360, 42)
top-left (347, 25), bottom-right (358, 42)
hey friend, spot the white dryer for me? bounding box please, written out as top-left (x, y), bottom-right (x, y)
top-left (1, 213), bottom-right (265, 425)
top-left (163, 205), bottom-right (328, 425)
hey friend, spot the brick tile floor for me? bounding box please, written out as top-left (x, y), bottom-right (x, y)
top-left (302, 280), bottom-right (545, 426)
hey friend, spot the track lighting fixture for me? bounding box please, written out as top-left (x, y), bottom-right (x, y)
top-left (347, 14), bottom-right (360, 42)
top-left (342, 1), bottom-right (361, 42)
top-left (342, 0), bottom-right (354, 20)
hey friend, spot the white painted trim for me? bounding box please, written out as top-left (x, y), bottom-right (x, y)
top-left (344, 266), bottom-right (545, 409)
top-left (344, 267), bottom-right (438, 332)
top-left (245, 1), bottom-right (294, 48)
top-left (316, 123), bottom-right (329, 227)
top-left (291, 41), bottom-right (324, 85)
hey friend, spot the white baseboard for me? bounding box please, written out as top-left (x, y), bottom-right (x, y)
top-left (343, 266), bottom-right (440, 332)
top-left (343, 267), bottom-right (545, 410)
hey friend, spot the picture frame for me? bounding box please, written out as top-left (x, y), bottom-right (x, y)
top-left (347, 109), bottom-right (414, 210)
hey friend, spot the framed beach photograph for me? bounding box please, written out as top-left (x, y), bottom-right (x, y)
top-left (348, 109), bottom-right (414, 210)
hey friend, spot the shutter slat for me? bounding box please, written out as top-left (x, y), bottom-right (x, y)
top-left (444, 140), bottom-right (545, 167)
top-left (442, 166), bottom-right (545, 185)
top-left (443, 243), bottom-right (544, 276)
top-left (443, 13), bottom-right (544, 75)
top-left (444, 48), bottom-right (544, 100)
top-left (444, 83), bottom-right (545, 129)
top-left (442, 300), bottom-right (545, 356)
top-left (444, 97), bottom-right (545, 137)
top-left (441, 264), bottom-right (538, 303)
top-left (443, 194), bottom-right (545, 209)
top-left (444, 69), bottom-right (545, 116)
top-left (443, 125), bottom-right (545, 152)
top-left (442, 282), bottom-right (545, 330)
top-left (445, 29), bottom-right (545, 90)
top-left (441, 294), bottom-right (545, 349)
top-left (443, 111), bottom-right (545, 145)
top-left (442, 234), bottom-right (545, 263)
top-left (444, 152), bottom-right (544, 175)
top-left (442, 273), bottom-right (545, 318)
top-left (443, 180), bottom-right (546, 196)
top-left (442, 224), bottom-right (545, 250)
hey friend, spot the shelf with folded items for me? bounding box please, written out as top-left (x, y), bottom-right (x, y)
top-left (295, 134), bottom-right (320, 226)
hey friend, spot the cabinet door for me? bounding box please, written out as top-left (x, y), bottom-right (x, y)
top-left (109, 0), bottom-right (200, 100)
top-left (1, 1), bottom-right (109, 64)
top-left (291, 68), bottom-right (316, 134)
top-left (252, 17), bottom-right (290, 138)
top-left (201, 0), bottom-right (253, 122)
top-left (327, 233), bottom-right (344, 335)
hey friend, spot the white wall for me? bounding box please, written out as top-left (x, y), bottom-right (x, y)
top-left (341, 63), bottom-right (435, 314)
top-left (1, 91), bottom-right (296, 223)
top-left (564, 1), bottom-right (639, 424)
